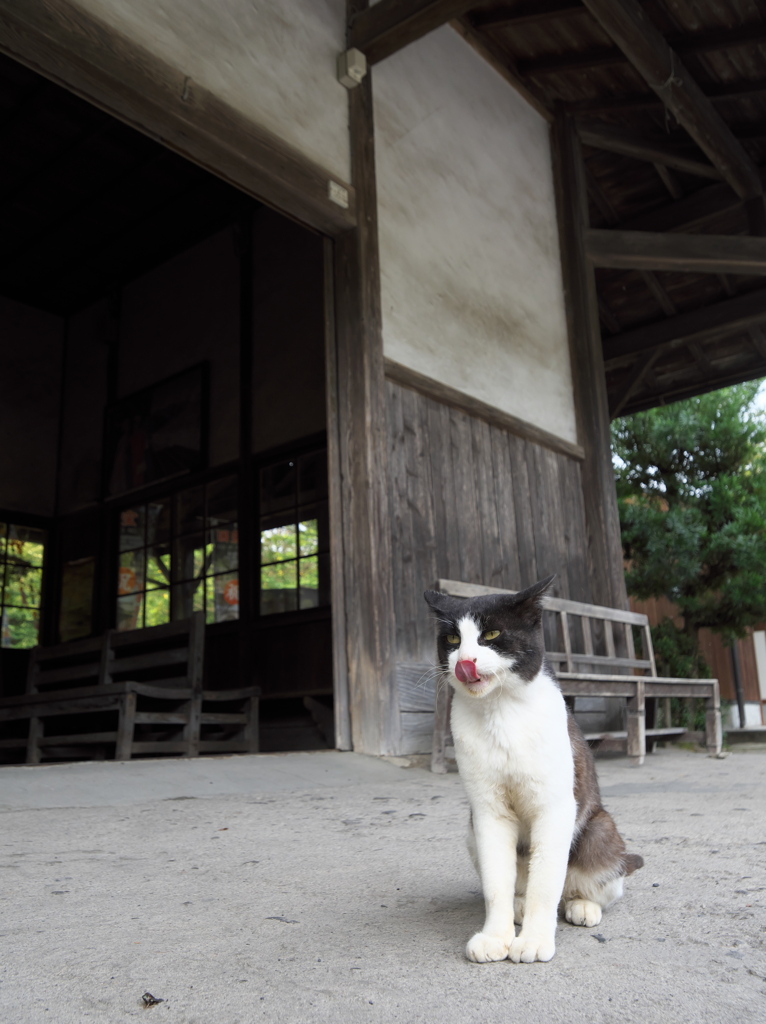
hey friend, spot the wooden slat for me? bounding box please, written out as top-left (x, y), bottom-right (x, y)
top-left (400, 710), bottom-right (435, 756)
top-left (489, 423), bottom-right (521, 590)
top-left (549, 652), bottom-right (652, 670)
top-left (197, 739), bottom-right (253, 753)
top-left (199, 713), bottom-right (247, 725)
top-left (472, 1), bottom-right (584, 29)
top-left (36, 731), bottom-right (118, 746)
top-left (349, 0), bottom-right (478, 65)
top-left (586, 229), bottom-right (766, 276)
top-left (201, 687), bottom-right (260, 701)
top-left (111, 648), bottom-right (188, 674)
top-left (0, 695), bottom-right (123, 720)
top-left (34, 663), bottom-right (101, 687)
top-left (580, 0), bottom-right (763, 200)
top-left (134, 712), bottom-right (190, 725)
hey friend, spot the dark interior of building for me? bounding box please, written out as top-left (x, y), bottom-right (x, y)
top-left (0, 52), bottom-right (335, 760)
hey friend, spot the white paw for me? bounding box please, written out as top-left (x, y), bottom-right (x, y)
top-left (465, 931), bottom-right (511, 963)
top-left (508, 930), bottom-right (556, 964)
top-left (565, 899), bottom-right (602, 927)
top-left (514, 896), bottom-right (526, 926)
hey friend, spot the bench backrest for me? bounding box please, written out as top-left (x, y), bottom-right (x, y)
top-left (27, 612), bottom-right (205, 695)
top-left (435, 580), bottom-right (656, 678)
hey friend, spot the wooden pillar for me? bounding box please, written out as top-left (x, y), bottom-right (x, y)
top-left (551, 110), bottom-right (628, 610)
top-left (330, 0), bottom-right (399, 755)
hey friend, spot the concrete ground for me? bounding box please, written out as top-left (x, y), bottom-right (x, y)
top-left (1, 746), bottom-right (765, 1024)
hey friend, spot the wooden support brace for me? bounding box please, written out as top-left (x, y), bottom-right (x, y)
top-left (626, 679), bottom-right (646, 765)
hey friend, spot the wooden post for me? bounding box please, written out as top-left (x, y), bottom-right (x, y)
top-left (551, 111), bottom-right (628, 610)
top-left (705, 679), bottom-right (722, 756)
top-left (330, 1), bottom-right (400, 755)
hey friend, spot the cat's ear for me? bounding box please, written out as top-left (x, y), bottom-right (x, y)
top-left (513, 574), bottom-right (556, 621)
top-left (424, 589), bottom-right (451, 614)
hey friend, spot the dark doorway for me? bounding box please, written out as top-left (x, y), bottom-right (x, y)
top-left (0, 52), bottom-right (334, 758)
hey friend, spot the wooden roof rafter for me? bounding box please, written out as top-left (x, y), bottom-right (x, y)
top-left (347, 0), bottom-right (478, 65)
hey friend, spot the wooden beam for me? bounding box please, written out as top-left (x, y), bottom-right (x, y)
top-left (586, 228), bottom-right (766, 275)
top-left (349, 0), bottom-right (477, 65)
top-left (578, 122), bottom-right (721, 180)
top-left (333, 0), bottom-right (399, 755)
top-left (618, 180), bottom-right (747, 234)
top-left (472, 1), bottom-right (585, 30)
top-left (520, 23), bottom-right (766, 78)
top-left (579, 0), bottom-right (763, 199)
top-left (567, 78), bottom-right (766, 115)
top-left (450, 17), bottom-right (553, 122)
top-left (603, 287), bottom-right (766, 365)
top-left (609, 350), bottom-right (661, 418)
top-left (0, 0), bottom-right (355, 236)
top-left (653, 163), bottom-right (684, 200)
top-left (551, 111), bottom-right (628, 610)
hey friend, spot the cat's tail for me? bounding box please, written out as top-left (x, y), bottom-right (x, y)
top-left (623, 853), bottom-right (644, 875)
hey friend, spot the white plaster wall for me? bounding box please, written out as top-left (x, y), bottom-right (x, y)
top-left (374, 27), bottom-right (577, 445)
top-left (71, 0), bottom-right (350, 182)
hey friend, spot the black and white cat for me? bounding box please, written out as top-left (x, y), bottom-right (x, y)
top-left (424, 576), bottom-right (642, 964)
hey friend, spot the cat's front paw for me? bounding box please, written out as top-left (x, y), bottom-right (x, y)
top-left (508, 930), bottom-right (556, 964)
top-left (564, 898), bottom-right (602, 927)
top-left (465, 931), bottom-right (511, 963)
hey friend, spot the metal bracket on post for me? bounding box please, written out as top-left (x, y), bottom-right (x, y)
top-left (338, 48), bottom-right (368, 89)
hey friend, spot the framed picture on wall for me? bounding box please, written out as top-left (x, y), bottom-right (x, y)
top-left (104, 364), bottom-right (208, 497)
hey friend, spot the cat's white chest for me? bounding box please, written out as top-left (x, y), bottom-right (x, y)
top-left (450, 670), bottom-right (574, 818)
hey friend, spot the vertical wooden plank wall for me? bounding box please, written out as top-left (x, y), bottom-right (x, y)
top-left (388, 379), bottom-right (594, 753)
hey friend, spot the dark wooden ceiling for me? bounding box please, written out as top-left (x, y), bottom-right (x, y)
top-left (0, 53), bottom-right (254, 316)
top-left (351, 0), bottom-right (766, 416)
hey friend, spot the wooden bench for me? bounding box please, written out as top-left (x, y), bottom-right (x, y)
top-left (0, 613), bottom-right (260, 763)
top-left (431, 580), bottom-right (722, 772)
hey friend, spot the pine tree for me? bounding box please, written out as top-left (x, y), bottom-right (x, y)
top-left (611, 381), bottom-right (766, 677)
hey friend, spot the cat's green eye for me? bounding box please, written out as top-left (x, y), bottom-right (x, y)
top-left (483, 629), bottom-right (501, 641)
top-left (446, 634), bottom-right (460, 645)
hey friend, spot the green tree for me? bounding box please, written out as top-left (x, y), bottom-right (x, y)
top-left (611, 381), bottom-right (766, 677)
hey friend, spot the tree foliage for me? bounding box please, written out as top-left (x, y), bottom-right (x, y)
top-left (611, 382), bottom-right (766, 659)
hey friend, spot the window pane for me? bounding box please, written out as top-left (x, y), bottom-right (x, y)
top-left (118, 550), bottom-right (144, 595)
top-left (1, 605), bottom-right (40, 648)
top-left (0, 521), bottom-right (6, 556)
top-left (146, 548), bottom-right (171, 590)
top-left (147, 499), bottom-right (172, 545)
top-left (117, 594), bottom-right (143, 632)
top-left (298, 555), bottom-right (319, 609)
top-left (119, 507), bottom-right (145, 551)
top-left (298, 451), bottom-right (328, 504)
top-left (7, 525), bottom-right (46, 567)
top-left (177, 486), bottom-right (205, 536)
top-left (145, 587), bottom-right (170, 627)
top-left (298, 519), bottom-right (319, 557)
top-left (207, 571), bottom-right (239, 624)
top-left (260, 561), bottom-right (298, 615)
top-left (174, 532), bottom-right (207, 581)
top-left (4, 565), bottom-right (42, 608)
top-left (261, 523), bottom-right (297, 565)
top-left (260, 460), bottom-right (297, 514)
top-left (209, 525), bottom-right (238, 574)
top-left (207, 475), bottom-right (237, 525)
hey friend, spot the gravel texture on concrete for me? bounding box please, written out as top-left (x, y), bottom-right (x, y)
top-left (1, 746), bottom-right (765, 1024)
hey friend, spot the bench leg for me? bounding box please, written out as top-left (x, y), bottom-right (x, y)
top-left (627, 681), bottom-right (646, 766)
top-left (115, 692), bottom-right (137, 761)
top-left (184, 696), bottom-right (201, 758)
top-left (431, 680), bottom-right (452, 774)
top-left (244, 696), bottom-right (259, 753)
top-left (706, 682), bottom-right (722, 756)
top-left (26, 717), bottom-right (42, 764)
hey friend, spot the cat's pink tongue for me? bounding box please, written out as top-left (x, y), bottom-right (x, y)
top-left (455, 660), bottom-right (481, 684)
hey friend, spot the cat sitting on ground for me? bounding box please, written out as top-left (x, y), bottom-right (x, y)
top-left (424, 576), bottom-right (643, 965)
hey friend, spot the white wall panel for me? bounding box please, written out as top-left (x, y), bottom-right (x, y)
top-left (374, 27), bottom-right (578, 445)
